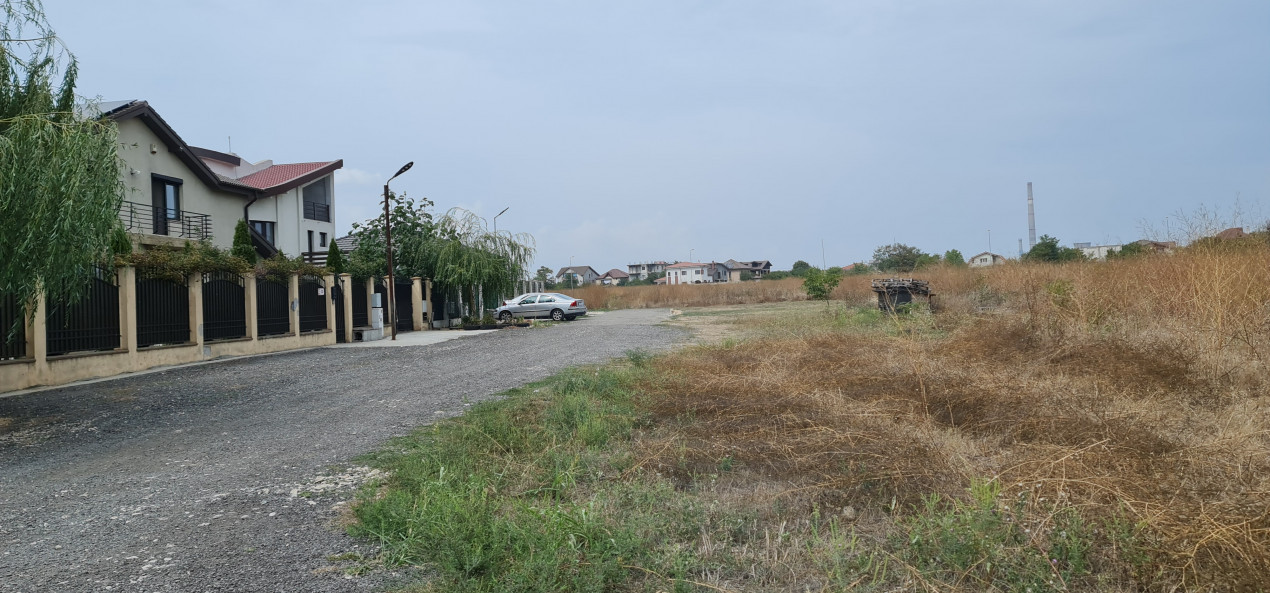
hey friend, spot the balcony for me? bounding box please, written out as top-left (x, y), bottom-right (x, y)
top-left (118, 200), bottom-right (213, 242)
top-left (303, 201), bottom-right (330, 222)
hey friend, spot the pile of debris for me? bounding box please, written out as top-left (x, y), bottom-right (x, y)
top-left (870, 278), bottom-right (934, 312)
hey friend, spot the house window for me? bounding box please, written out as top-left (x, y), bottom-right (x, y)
top-left (320, 232), bottom-right (327, 247)
top-left (149, 175), bottom-right (183, 235)
top-left (302, 178), bottom-right (330, 222)
top-left (250, 220), bottom-right (276, 246)
top-left (307, 230), bottom-right (315, 253)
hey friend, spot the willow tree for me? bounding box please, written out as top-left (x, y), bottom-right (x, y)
top-left (1, 0), bottom-right (125, 314)
top-left (425, 208), bottom-right (535, 314)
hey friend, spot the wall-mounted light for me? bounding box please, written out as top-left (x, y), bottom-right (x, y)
top-left (129, 168), bottom-right (140, 176)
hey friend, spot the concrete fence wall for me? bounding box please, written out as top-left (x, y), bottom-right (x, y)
top-left (0, 268), bottom-right (431, 393)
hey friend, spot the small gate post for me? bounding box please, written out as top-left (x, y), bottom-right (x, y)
top-left (188, 273), bottom-right (204, 351)
top-left (411, 277), bottom-right (424, 331)
top-left (118, 266), bottom-right (138, 363)
top-left (340, 273), bottom-right (354, 343)
top-left (289, 273), bottom-right (301, 337)
top-left (424, 278), bottom-right (433, 330)
top-left (243, 273), bottom-right (259, 341)
top-left (324, 273), bottom-right (337, 340)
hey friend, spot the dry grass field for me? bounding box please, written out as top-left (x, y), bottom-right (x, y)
top-left (354, 241), bottom-right (1268, 592)
top-left (625, 242), bottom-right (1270, 590)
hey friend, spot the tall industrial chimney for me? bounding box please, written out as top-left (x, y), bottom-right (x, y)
top-left (1027, 182), bottom-right (1037, 249)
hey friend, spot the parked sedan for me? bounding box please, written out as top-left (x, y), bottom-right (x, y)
top-left (494, 292), bottom-right (587, 322)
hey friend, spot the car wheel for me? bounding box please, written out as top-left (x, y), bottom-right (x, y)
top-left (499, 311), bottom-right (512, 322)
top-left (551, 309), bottom-right (565, 321)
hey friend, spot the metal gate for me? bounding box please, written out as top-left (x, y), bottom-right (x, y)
top-left (394, 280), bottom-right (413, 331)
top-left (47, 265), bottom-right (121, 356)
top-left (351, 279), bottom-right (368, 327)
top-left (332, 280), bottom-right (346, 342)
top-left (256, 277), bottom-right (290, 337)
top-left (136, 276), bottom-right (190, 347)
top-left (202, 271), bottom-right (246, 341)
top-left (298, 275), bottom-right (327, 332)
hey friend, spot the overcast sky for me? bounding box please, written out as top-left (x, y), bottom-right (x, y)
top-left (49, 1), bottom-right (1269, 271)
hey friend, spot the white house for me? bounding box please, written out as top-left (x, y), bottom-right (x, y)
top-left (627, 261), bottom-right (669, 280)
top-left (665, 262), bottom-right (715, 284)
top-left (101, 100), bottom-right (342, 259)
top-left (1073, 243), bottom-right (1124, 261)
top-left (556, 266), bottom-right (599, 288)
top-left (967, 252), bottom-right (1008, 267)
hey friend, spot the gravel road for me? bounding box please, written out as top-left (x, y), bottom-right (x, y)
top-left (0, 309), bottom-right (683, 592)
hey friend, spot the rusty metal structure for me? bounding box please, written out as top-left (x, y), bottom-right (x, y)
top-left (870, 278), bottom-right (934, 312)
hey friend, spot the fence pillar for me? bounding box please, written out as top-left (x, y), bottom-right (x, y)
top-left (339, 274), bottom-right (354, 342)
top-left (188, 274), bottom-right (204, 349)
top-left (363, 277), bottom-right (374, 327)
top-left (289, 274), bottom-right (300, 337)
top-left (243, 273), bottom-right (259, 341)
top-left (118, 267), bottom-right (138, 364)
top-left (411, 277), bottom-right (424, 331)
top-left (30, 292), bottom-right (48, 380)
top-left (324, 273), bottom-right (337, 336)
top-left (424, 278), bottom-right (433, 330)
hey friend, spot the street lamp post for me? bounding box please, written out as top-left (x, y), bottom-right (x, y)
top-left (493, 206), bottom-right (508, 234)
top-left (383, 161), bottom-right (413, 341)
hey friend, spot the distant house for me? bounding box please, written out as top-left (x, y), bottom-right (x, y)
top-left (1074, 243), bottom-right (1123, 261)
top-left (598, 269), bottom-right (630, 286)
top-left (627, 261), bottom-right (669, 280)
top-left (99, 100), bottom-right (342, 259)
top-left (1213, 227), bottom-right (1247, 240)
top-left (967, 252), bottom-right (1007, 267)
top-left (665, 262), bottom-right (715, 285)
top-left (1133, 239), bottom-right (1176, 254)
top-left (722, 259), bottom-right (772, 280)
top-left (556, 266), bottom-right (599, 288)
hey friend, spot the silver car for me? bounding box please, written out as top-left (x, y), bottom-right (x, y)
top-left (494, 292), bottom-right (587, 322)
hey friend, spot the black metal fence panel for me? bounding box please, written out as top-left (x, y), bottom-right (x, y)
top-left (47, 266), bottom-right (121, 356)
top-left (1, 292), bottom-right (26, 360)
top-left (202, 272), bottom-right (246, 341)
top-left (136, 277), bottom-right (190, 347)
top-left (352, 282), bottom-right (368, 327)
top-left (394, 281), bottom-right (413, 331)
top-left (256, 278), bottom-right (290, 337)
top-left (298, 276), bottom-right (327, 332)
top-left (332, 281), bottom-right (346, 342)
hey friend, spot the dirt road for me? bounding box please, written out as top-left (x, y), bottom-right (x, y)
top-left (0, 310), bottom-right (682, 592)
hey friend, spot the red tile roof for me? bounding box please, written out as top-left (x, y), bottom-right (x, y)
top-left (235, 162), bottom-right (338, 191)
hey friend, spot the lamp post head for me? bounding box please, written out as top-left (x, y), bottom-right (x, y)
top-left (389, 161), bottom-right (414, 182)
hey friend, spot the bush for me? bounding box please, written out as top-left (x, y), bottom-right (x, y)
top-left (231, 219), bottom-right (258, 265)
top-left (802, 267), bottom-right (842, 300)
top-left (326, 242), bottom-right (346, 274)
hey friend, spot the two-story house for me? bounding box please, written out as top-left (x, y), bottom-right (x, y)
top-left (627, 261), bottom-right (669, 280)
top-left (100, 100), bottom-right (341, 258)
top-left (556, 266), bottom-right (599, 288)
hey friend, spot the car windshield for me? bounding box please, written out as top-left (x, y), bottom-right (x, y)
top-left (551, 294), bottom-right (573, 300)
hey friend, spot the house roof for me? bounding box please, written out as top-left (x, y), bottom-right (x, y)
top-left (601, 269), bottom-right (630, 279)
top-left (653, 277), bottom-right (668, 284)
top-left (1214, 227), bottom-right (1246, 240)
top-left (234, 161), bottom-right (343, 195)
top-left (556, 266), bottom-right (598, 277)
top-left (666, 262), bottom-right (708, 269)
top-left (100, 99), bottom-right (342, 198)
top-left (334, 235), bottom-right (359, 253)
top-left (968, 251), bottom-right (1005, 260)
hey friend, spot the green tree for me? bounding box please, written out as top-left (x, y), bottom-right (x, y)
top-left (325, 242), bottom-right (345, 274)
top-left (231, 219), bottom-right (257, 265)
top-left (943, 249), bottom-right (966, 266)
top-left (791, 260), bottom-right (812, 277)
top-left (872, 243), bottom-right (931, 272)
top-left (1, 0), bottom-right (126, 318)
top-left (1105, 242), bottom-right (1146, 259)
top-left (739, 270), bottom-right (754, 281)
top-left (802, 267), bottom-right (841, 300)
top-left (1023, 235), bottom-right (1085, 263)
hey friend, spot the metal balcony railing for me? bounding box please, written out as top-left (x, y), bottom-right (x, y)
top-left (118, 200), bottom-right (213, 241)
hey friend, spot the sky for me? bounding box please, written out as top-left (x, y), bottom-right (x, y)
top-left (46, 0), bottom-right (1270, 272)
